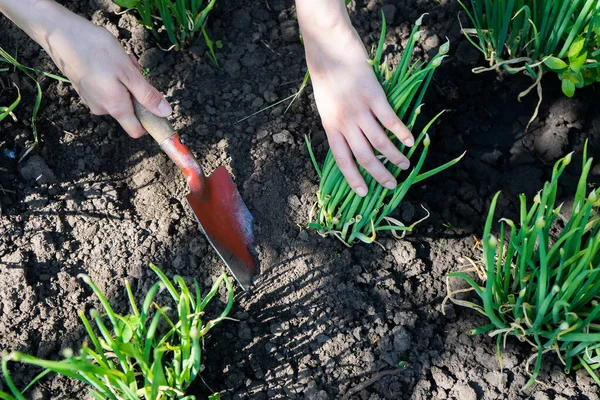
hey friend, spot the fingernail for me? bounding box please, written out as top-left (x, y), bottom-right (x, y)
top-left (384, 181), bottom-right (396, 190)
top-left (399, 161), bottom-right (410, 170)
top-left (158, 99), bottom-right (172, 116)
top-left (356, 187), bottom-right (368, 197)
top-left (404, 138), bottom-right (414, 146)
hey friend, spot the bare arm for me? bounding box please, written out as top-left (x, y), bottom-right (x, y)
top-left (296, 0), bottom-right (414, 196)
top-left (0, 0), bottom-right (171, 138)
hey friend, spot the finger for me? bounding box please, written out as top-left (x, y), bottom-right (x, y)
top-left (121, 66), bottom-right (172, 118)
top-left (115, 113), bottom-right (146, 138)
top-left (327, 129), bottom-right (368, 197)
top-left (344, 127), bottom-right (397, 190)
top-left (359, 115), bottom-right (410, 171)
top-left (108, 99), bottom-right (146, 138)
top-left (370, 95), bottom-right (414, 147)
top-left (128, 54), bottom-right (142, 71)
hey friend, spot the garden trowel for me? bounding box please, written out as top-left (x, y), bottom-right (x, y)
top-left (133, 99), bottom-right (258, 290)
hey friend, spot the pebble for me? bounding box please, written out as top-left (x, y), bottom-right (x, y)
top-left (273, 130), bottom-right (294, 144)
top-left (256, 129), bottom-right (269, 140)
top-left (480, 149), bottom-right (503, 165)
top-left (19, 155), bottom-right (57, 185)
top-left (280, 20), bottom-right (299, 42)
top-left (424, 34), bottom-right (441, 54)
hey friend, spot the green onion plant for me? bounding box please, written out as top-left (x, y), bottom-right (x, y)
top-left (457, 0), bottom-right (600, 126)
top-left (113, 0), bottom-right (220, 65)
top-left (306, 14), bottom-right (465, 246)
top-left (444, 141), bottom-right (600, 387)
top-left (1, 264), bottom-right (232, 399)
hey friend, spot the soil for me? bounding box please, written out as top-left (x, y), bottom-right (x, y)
top-left (1, 0), bottom-right (600, 399)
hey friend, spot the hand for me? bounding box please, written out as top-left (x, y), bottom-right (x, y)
top-left (47, 15), bottom-right (172, 138)
top-left (299, 5), bottom-right (414, 197)
top-left (0, 0), bottom-right (172, 138)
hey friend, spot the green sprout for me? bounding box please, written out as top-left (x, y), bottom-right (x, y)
top-left (0, 46), bottom-right (68, 159)
top-left (457, 0), bottom-right (600, 126)
top-left (444, 141), bottom-right (600, 388)
top-left (306, 14), bottom-right (465, 246)
top-left (1, 264), bottom-right (233, 399)
top-left (113, 0), bottom-right (219, 65)
top-left (0, 83), bottom-right (20, 123)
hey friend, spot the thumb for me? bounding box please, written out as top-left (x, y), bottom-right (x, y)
top-left (124, 69), bottom-right (172, 118)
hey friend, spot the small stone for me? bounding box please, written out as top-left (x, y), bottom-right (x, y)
top-left (272, 130), bottom-right (294, 144)
top-left (280, 20), bottom-right (299, 42)
top-left (423, 34), bottom-right (441, 55)
top-left (20, 155), bottom-right (57, 185)
top-left (480, 149), bottom-right (502, 165)
top-left (256, 129), bottom-right (269, 140)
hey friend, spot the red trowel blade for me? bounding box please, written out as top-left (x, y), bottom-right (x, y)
top-left (185, 166), bottom-right (257, 289)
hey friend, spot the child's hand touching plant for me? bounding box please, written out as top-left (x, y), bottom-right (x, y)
top-left (297, 0), bottom-right (415, 197)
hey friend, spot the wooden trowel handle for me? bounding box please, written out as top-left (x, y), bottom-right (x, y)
top-left (132, 97), bottom-right (175, 144)
top-left (132, 97), bottom-right (206, 196)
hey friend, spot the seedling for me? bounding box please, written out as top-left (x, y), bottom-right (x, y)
top-left (113, 0), bottom-right (219, 65)
top-left (306, 14), bottom-right (465, 246)
top-left (0, 84), bottom-right (20, 123)
top-left (1, 264), bottom-right (233, 399)
top-left (445, 142), bottom-right (600, 387)
top-left (457, 0), bottom-right (600, 126)
top-left (0, 46), bottom-right (68, 159)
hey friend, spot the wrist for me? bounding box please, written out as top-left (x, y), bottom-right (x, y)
top-left (0, 0), bottom-right (77, 49)
top-left (296, 0), bottom-right (352, 35)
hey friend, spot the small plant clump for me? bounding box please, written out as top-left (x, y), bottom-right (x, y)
top-left (0, 46), bottom-right (68, 159)
top-left (444, 142), bottom-right (600, 387)
top-left (458, 0), bottom-right (600, 125)
top-left (0, 264), bottom-right (232, 400)
top-left (113, 0), bottom-right (220, 64)
top-left (306, 14), bottom-right (465, 246)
